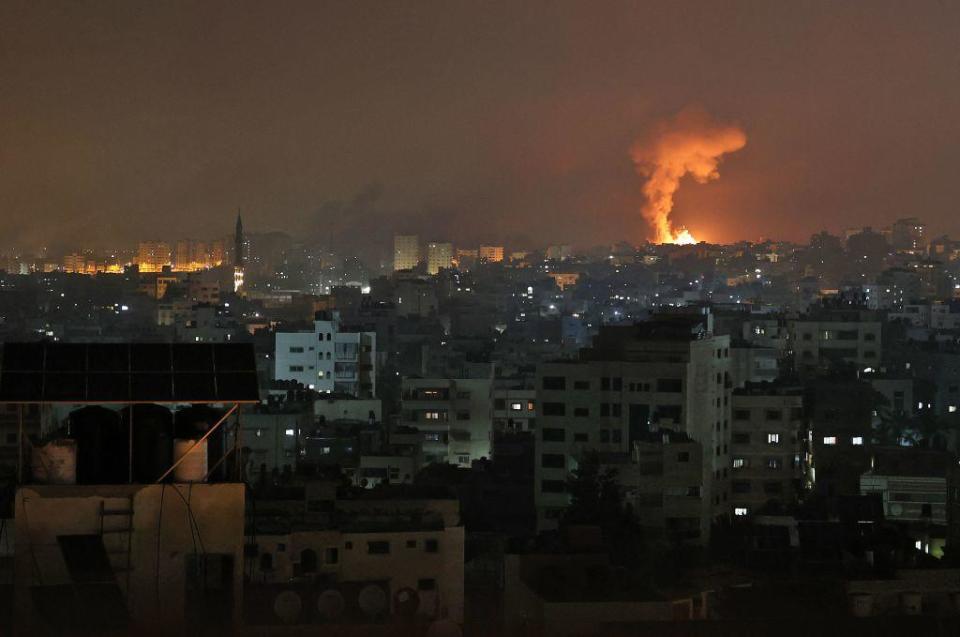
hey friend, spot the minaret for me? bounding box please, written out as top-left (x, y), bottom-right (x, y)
top-left (234, 212), bottom-right (245, 268)
top-left (233, 211), bottom-right (245, 293)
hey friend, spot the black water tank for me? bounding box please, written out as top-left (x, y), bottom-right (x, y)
top-left (69, 406), bottom-right (127, 484)
top-left (123, 404), bottom-right (174, 483)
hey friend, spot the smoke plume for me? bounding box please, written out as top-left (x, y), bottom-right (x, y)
top-left (630, 107), bottom-right (746, 244)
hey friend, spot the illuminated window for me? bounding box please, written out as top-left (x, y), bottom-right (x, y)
top-left (732, 458), bottom-right (745, 469)
top-left (424, 411), bottom-right (441, 420)
top-left (823, 436), bottom-right (837, 445)
top-left (767, 433), bottom-right (780, 444)
top-left (852, 436), bottom-right (864, 446)
top-left (734, 507), bottom-right (748, 517)
top-left (285, 429), bottom-right (295, 436)
top-left (510, 402), bottom-right (523, 411)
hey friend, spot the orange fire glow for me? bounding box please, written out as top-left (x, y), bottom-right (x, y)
top-left (630, 107), bottom-right (746, 245)
top-left (669, 228), bottom-right (698, 245)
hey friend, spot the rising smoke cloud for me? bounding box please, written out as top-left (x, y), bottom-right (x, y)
top-left (630, 107), bottom-right (747, 244)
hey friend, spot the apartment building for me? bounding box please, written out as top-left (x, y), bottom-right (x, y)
top-left (809, 379), bottom-right (875, 496)
top-left (400, 377), bottom-right (493, 467)
top-left (274, 311), bottom-right (377, 398)
top-left (792, 309), bottom-right (882, 374)
top-left (425, 242), bottom-right (453, 275)
top-left (729, 382), bottom-right (807, 517)
top-left (860, 447), bottom-right (955, 558)
top-left (534, 313), bottom-right (732, 534)
top-left (393, 234), bottom-right (420, 271)
top-left (613, 430), bottom-right (707, 543)
top-left (492, 378), bottom-right (537, 433)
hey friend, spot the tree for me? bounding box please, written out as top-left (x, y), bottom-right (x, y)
top-left (563, 450), bottom-right (621, 526)
top-left (562, 450), bottom-right (645, 566)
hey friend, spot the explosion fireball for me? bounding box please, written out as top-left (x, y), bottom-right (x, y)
top-left (630, 107), bottom-right (747, 245)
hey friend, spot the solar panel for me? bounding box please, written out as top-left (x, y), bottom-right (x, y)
top-left (0, 343), bottom-right (259, 403)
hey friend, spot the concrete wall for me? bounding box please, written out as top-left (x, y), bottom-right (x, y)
top-left (251, 525), bottom-right (465, 623)
top-left (14, 483), bottom-right (244, 633)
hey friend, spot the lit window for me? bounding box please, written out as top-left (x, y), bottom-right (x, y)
top-left (424, 411), bottom-right (441, 420)
top-left (734, 507), bottom-right (748, 516)
top-left (767, 433), bottom-right (780, 445)
top-left (950, 406), bottom-right (957, 413)
top-left (732, 458), bottom-right (745, 469)
top-left (510, 402), bottom-right (523, 411)
top-left (851, 436), bottom-right (863, 446)
top-left (823, 436), bottom-right (837, 445)
top-left (285, 429), bottom-right (295, 436)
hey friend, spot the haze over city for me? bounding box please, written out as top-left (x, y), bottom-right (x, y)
top-left (6, 3), bottom-right (960, 636)
top-left (4, 1), bottom-right (960, 252)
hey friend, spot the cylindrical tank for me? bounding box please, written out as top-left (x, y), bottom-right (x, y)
top-left (175, 406), bottom-right (227, 482)
top-left (31, 439), bottom-right (77, 484)
top-left (124, 405), bottom-right (174, 483)
top-left (173, 439), bottom-right (208, 482)
top-left (849, 593), bottom-right (873, 617)
top-left (70, 406), bottom-right (127, 484)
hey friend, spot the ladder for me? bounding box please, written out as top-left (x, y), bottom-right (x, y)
top-left (99, 495), bottom-right (134, 595)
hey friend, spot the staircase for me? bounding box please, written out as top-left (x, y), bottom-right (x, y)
top-left (99, 495), bottom-right (134, 594)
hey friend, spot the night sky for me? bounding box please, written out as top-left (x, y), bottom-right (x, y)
top-left (3, 1), bottom-right (960, 251)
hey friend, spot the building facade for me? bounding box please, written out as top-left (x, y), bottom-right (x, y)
top-left (274, 311), bottom-right (377, 397)
top-left (393, 235), bottom-right (420, 271)
top-left (534, 315), bottom-right (733, 535)
top-left (729, 383), bottom-right (807, 517)
top-left (400, 378), bottom-right (493, 467)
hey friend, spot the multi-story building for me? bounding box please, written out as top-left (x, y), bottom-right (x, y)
top-left (425, 242), bottom-right (453, 275)
top-left (534, 313), bottom-right (732, 535)
top-left (478, 245), bottom-right (504, 263)
top-left (791, 309), bottom-right (882, 374)
top-left (400, 378), bottom-right (493, 467)
top-left (393, 234), bottom-right (420, 271)
top-left (861, 447), bottom-right (954, 558)
top-left (808, 379), bottom-right (875, 496)
top-left (891, 217), bottom-right (927, 253)
top-left (62, 253), bottom-right (86, 273)
top-left (614, 430), bottom-right (707, 543)
top-left (729, 382), bottom-right (806, 517)
top-left (492, 379), bottom-right (537, 433)
top-left (274, 311), bottom-right (377, 397)
top-left (136, 241), bottom-right (171, 272)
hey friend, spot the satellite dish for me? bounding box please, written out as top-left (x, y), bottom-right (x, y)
top-left (394, 586), bottom-right (420, 617)
top-left (317, 589), bottom-right (346, 620)
top-left (358, 583), bottom-right (388, 618)
top-left (273, 590), bottom-right (302, 624)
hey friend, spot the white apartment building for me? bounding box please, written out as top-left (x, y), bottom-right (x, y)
top-left (274, 311), bottom-right (377, 398)
top-left (401, 378), bottom-right (493, 467)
